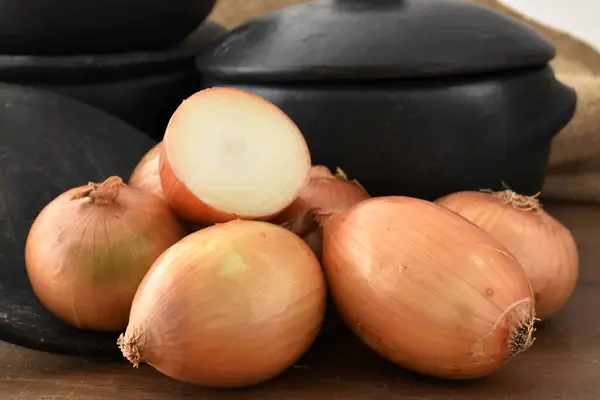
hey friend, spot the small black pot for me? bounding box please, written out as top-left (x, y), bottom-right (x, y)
top-left (0, 21), bottom-right (227, 141)
top-left (0, 0), bottom-right (217, 55)
top-left (196, 0), bottom-right (577, 199)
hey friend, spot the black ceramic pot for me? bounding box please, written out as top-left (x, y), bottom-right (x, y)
top-left (0, 21), bottom-right (227, 141)
top-left (196, 0), bottom-right (577, 199)
top-left (0, 0), bottom-right (216, 55)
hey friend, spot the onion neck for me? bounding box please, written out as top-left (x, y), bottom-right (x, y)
top-left (70, 176), bottom-right (125, 206)
top-left (335, 167), bottom-right (369, 195)
top-left (482, 189), bottom-right (542, 212)
top-left (334, 168), bottom-right (349, 181)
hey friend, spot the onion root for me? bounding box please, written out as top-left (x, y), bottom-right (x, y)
top-left (117, 329), bottom-right (145, 368)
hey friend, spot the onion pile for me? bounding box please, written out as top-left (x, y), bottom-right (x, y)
top-left (159, 87), bottom-right (311, 225)
top-left (24, 86), bottom-right (581, 388)
top-left (130, 142), bottom-right (164, 199)
top-left (436, 189), bottom-right (579, 319)
top-left (321, 196), bottom-right (536, 379)
top-left (272, 165), bottom-right (370, 258)
top-left (118, 220), bottom-right (326, 388)
top-left (25, 176), bottom-right (187, 331)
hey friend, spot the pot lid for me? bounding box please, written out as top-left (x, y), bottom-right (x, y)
top-left (196, 0), bottom-right (556, 82)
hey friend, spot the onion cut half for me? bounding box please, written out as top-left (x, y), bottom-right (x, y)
top-left (160, 88), bottom-right (311, 225)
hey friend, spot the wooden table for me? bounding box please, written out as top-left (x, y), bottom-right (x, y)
top-left (2, 202), bottom-right (599, 399)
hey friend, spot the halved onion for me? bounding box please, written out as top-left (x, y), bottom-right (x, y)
top-left (160, 88), bottom-right (311, 225)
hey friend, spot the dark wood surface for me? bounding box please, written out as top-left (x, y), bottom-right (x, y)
top-left (2, 201), bottom-right (599, 399)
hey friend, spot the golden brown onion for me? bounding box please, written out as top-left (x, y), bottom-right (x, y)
top-left (118, 220), bottom-right (327, 388)
top-left (25, 176), bottom-right (186, 332)
top-left (272, 165), bottom-right (370, 258)
top-left (436, 190), bottom-right (579, 319)
top-left (322, 196), bottom-right (536, 379)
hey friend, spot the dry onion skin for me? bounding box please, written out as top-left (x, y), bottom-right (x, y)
top-left (436, 190), bottom-right (579, 320)
top-left (321, 196), bottom-right (536, 379)
top-left (25, 176), bottom-right (187, 332)
top-left (159, 87), bottom-right (311, 225)
top-left (118, 220), bottom-right (327, 388)
top-left (272, 165), bottom-right (370, 258)
top-left (130, 141), bottom-right (207, 234)
top-left (309, 165), bottom-right (336, 179)
top-left (268, 166), bottom-right (369, 335)
top-left (129, 142), bottom-right (164, 199)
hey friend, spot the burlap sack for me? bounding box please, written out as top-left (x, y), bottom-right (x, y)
top-left (209, 0), bottom-right (600, 202)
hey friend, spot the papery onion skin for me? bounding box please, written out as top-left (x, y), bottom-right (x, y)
top-left (130, 141), bottom-right (207, 235)
top-left (271, 165), bottom-right (370, 230)
top-left (25, 176), bottom-right (187, 332)
top-left (118, 220), bottom-right (326, 388)
top-left (322, 196), bottom-right (536, 379)
top-left (436, 190), bottom-right (579, 319)
top-left (309, 165), bottom-right (336, 180)
top-left (130, 142), bottom-right (164, 199)
top-left (269, 166), bottom-right (370, 335)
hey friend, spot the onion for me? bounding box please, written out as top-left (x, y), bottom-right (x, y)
top-left (130, 142), bottom-right (164, 199)
top-left (130, 141), bottom-right (207, 234)
top-left (321, 196), bottom-right (536, 379)
top-left (436, 189), bottom-right (579, 320)
top-left (266, 166), bottom-right (369, 336)
top-left (159, 87), bottom-right (311, 225)
top-left (25, 176), bottom-right (187, 332)
top-left (117, 220), bottom-right (327, 388)
top-left (272, 165), bottom-right (370, 258)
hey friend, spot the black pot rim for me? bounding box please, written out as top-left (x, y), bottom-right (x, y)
top-left (200, 64), bottom-right (551, 87)
top-left (0, 20), bottom-right (226, 81)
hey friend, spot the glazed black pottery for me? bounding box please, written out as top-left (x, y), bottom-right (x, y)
top-left (0, 21), bottom-right (227, 141)
top-left (0, 84), bottom-right (156, 357)
top-left (196, 0), bottom-right (577, 199)
top-left (0, 0), bottom-right (216, 55)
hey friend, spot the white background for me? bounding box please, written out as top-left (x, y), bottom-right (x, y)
top-left (500, 0), bottom-right (600, 51)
